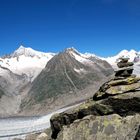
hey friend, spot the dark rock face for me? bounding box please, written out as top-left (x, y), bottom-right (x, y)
top-left (0, 87), bottom-right (5, 98)
top-left (117, 61), bottom-right (133, 68)
top-left (115, 67), bottom-right (133, 77)
top-left (135, 126), bottom-right (140, 140)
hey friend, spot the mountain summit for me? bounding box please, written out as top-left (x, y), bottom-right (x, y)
top-left (0, 46), bottom-right (55, 81)
top-left (11, 45), bottom-right (55, 58)
top-left (104, 49), bottom-right (140, 65)
top-left (11, 45), bottom-right (35, 57)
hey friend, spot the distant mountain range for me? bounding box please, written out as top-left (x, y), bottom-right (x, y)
top-left (0, 46), bottom-right (55, 81)
top-left (0, 46), bottom-right (139, 116)
top-left (102, 49), bottom-right (140, 65)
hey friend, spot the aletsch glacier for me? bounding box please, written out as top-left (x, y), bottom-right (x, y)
top-left (0, 103), bottom-right (81, 140)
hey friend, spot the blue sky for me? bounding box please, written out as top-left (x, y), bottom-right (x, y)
top-left (0, 0), bottom-right (140, 57)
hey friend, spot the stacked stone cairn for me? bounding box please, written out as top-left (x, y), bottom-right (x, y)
top-left (93, 57), bottom-right (140, 100)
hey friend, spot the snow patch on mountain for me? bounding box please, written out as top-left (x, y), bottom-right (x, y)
top-left (66, 48), bottom-right (95, 65)
top-left (83, 52), bottom-right (99, 59)
top-left (74, 68), bottom-right (87, 74)
top-left (70, 51), bottom-right (88, 63)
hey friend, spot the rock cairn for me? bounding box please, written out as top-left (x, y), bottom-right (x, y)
top-left (93, 57), bottom-right (140, 100)
top-left (115, 57), bottom-right (134, 77)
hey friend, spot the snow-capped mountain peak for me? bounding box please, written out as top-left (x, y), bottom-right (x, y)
top-left (117, 49), bottom-right (137, 58)
top-left (83, 52), bottom-right (100, 60)
top-left (11, 45), bottom-right (54, 58)
top-left (117, 49), bottom-right (129, 56)
top-left (18, 45), bottom-right (26, 50)
top-left (103, 49), bottom-right (140, 66)
top-left (65, 47), bottom-right (80, 55)
top-left (0, 46), bottom-right (56, 81)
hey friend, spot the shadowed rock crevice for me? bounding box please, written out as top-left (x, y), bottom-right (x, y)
top-left (101, 97), bottom-right (140, 116)
top-left (135, 126), bottom-right (140, 140)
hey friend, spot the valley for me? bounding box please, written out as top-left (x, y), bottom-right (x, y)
top-left (0, 103), bottom-right (81, 140)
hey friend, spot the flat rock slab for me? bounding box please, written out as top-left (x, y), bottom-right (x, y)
top-left (106, 82), bottom-right (140, 95)
top-left (117, 62), bottom-right (134, 68)
top-left (114, 66), bottom-right (133, 71)
top-left (108, 77), bottom-right (140, 86)
top-left (115, 68), bottom-right (133, 77)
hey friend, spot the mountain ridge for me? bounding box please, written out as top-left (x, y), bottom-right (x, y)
top-left (102, 49), bottom-right (140, 65)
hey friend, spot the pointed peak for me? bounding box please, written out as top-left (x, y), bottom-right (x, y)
top-left (64, 47), bottom-right (81, 56)
top-left (10, 45), bottom-right (55, 58)
top-left (19, 45), bottom-right (26, 49)
top-left (13, 45), bottom-right (32, 55)
top-left (118, 49), bottom-right (129, 55)
top-left (16, 45), bottom-right (29, 51)
top-left (11, 45), bottom-right (38, 57)
top-left (129, 49), bottom-right (137, 54)
top-left (65, 47), bottom-right (78, 52)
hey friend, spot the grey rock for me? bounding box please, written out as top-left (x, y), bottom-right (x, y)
top-left (117, 62), bottom-right (134, 68)
top-left (56, 114), bottom-right (140, 140)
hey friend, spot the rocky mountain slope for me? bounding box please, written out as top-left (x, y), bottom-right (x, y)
top-left (0, 65), bottom-right (30, 117)
top-left (24, 56), bottom-right (140, 140)
top-left (20, 48), bottom-right (114, 116)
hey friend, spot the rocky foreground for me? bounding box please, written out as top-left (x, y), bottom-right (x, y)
top-left (15, 58), bottom-right (140, 140)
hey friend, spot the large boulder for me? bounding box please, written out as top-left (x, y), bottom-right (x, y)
top-left (108, 76), bottom-right (140, 86)
top-left (57, 114), bottom-right (140, 140)
top-left (117, 62), bottom-right (134, 68)
top-left (115, 67), bottom-right (133, 77)
top-left (106, 82), bottom-right (140, 95)
top-left (50, 90), bottom-right (140, 139)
